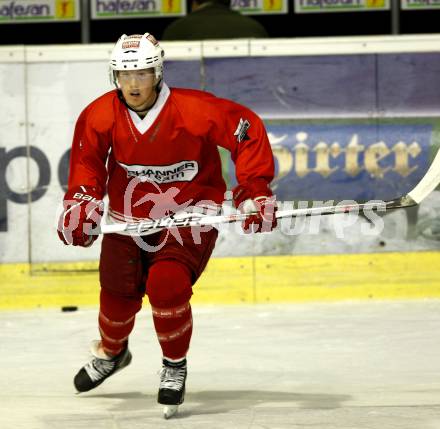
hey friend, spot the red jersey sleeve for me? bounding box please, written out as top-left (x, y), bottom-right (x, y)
top-left (67, 102), bottom-right (112, 197)
top-left (207, 97), bottom-right (275, 199)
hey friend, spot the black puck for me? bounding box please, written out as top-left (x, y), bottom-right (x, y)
top-left (61, 306), bottom-right (78, 312)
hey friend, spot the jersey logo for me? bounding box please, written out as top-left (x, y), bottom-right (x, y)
top-left (234, 118), bottom-right (251, 143)
top-left (118, 160), bottom-right (199, 183)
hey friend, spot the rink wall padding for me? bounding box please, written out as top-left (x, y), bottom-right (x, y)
top-left (1, 251), bottom-right (439, 309)
top-left (2, 37), bottom-right (440, 265)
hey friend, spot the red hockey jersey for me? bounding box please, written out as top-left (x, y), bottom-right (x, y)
top-left (68, 84), bottom-right (274, 221)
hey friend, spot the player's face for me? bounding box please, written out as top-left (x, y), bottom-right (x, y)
top-left (117, 69), bottom-right (156, 111)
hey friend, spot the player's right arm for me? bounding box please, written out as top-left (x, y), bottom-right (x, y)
top-left (58, 102), bottom-right (112, 247)
top-left (68, 105), bottom-right (112, 195)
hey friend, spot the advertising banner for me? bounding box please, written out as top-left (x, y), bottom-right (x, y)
top-left (294, 0), bottom-right (390, 13)
top-left (1, 50), bottom-right (440, 263)
top-left (91, 0), bottom-right (186, 19)
top-left (0, 0), bottom-right (80, 23)
top-left (231, 0), bottom-right (288, 14)
top-left (401, 0), bottom-right (440, 9)
top-left (256, 122), bottom-right (430, 201)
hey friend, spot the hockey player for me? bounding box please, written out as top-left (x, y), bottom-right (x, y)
top-left (57, 33), bottom-right (277, 419)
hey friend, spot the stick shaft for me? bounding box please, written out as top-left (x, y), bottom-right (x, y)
top-left (98, 148), bottom-right (440, 235)
top-left (98, 199), bottom-right (405, 234)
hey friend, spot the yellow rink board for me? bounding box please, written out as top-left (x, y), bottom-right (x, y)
top-left (0, 251), bottom-right (440, 310)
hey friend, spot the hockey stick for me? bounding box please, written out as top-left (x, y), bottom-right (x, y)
top-left (98, 149), bottom-right (440, 235)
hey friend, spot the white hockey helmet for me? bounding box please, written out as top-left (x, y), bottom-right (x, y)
top-left (109, 33), bottom-right (164, 88)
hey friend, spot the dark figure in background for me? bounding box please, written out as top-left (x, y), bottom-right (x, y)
top-left (162, 0), bottom-right (268, 40)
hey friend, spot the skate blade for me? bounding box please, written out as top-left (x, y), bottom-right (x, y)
top-left (163, 405), bottom-right (178, 419)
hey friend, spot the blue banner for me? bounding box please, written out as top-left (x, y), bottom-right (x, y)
top-left (166, 53), bottom-right (440, 201)
top-left (200, 53), bottom-right (440, 118)
top-left (227, 122), bottom-right (433, 201)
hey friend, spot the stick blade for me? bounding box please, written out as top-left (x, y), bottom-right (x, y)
top-left (408, 149), bottom-right (440, 204)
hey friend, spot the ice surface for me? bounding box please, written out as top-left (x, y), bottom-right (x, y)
top-left (0, 300), bottom-right (440, 428)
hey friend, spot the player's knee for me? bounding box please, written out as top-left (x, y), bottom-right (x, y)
top-left (100, 288), bottom-right (142, 320)
top-left (146, 260), bottom-right (193, 308)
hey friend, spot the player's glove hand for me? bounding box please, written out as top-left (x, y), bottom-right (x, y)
top-left (240, 196), bottom-right (278, 234)
top-left (57, 186), bottom-right (103, 247)
top-left (233, 179), bottom-right (277, 234)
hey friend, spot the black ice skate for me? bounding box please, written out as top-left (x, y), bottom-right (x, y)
top-left (74, 340), bottom-right (132, 393)
top-left (158, 358), bottom-right (187, 419)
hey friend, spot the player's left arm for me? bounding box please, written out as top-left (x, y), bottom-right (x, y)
top-left (211, 99), bottom-right (277, 233)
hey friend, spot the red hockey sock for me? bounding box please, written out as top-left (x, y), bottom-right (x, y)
top-left (98, 288), bottom-right (142, 356)
top-left (146, 260), bottom-right (193, 360)
top-left (152, 301), bottom-right (193, 361)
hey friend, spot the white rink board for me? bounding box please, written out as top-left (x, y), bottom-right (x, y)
top-left (1, 35), bottom-right (440, 263)
top-left (0, 62), bottom-right (28, 262)
top-left (1, 60), bottom-right (111, 263)
top-left (26, 61), bottom-right (111, 264)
